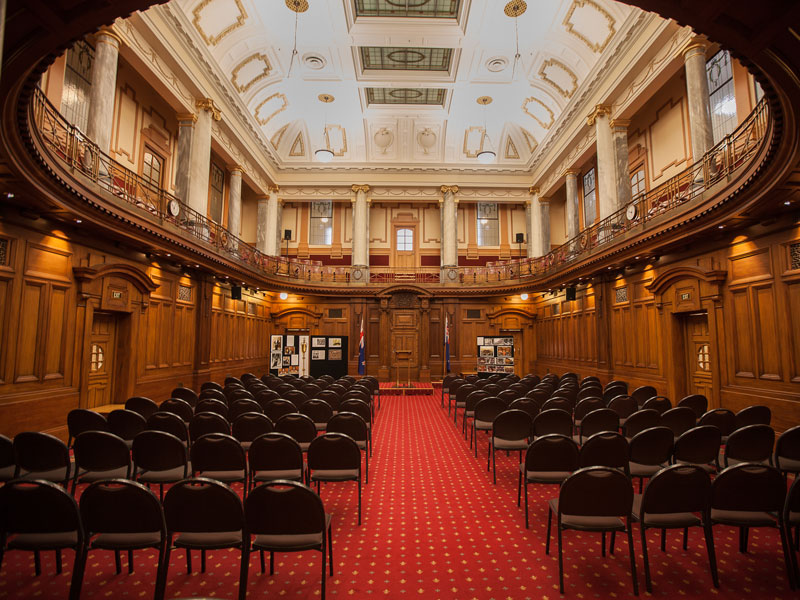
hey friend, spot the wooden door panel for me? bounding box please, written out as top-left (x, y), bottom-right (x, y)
top-left (87, 313), bottom-right (115, 408)
top-left (684, 313), bottom-right (712, 399)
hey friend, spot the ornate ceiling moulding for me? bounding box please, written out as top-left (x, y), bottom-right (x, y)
top-left (289, 132), bottom-right (305, 156)
top-left (586, 104), bottom-right (612, 126)
top-left (539, 57), bottom-right (579, 99)
top-left (271, 123), bottom-right (289, 149)
top-left (563, 0), bottom-right (617, 54)
top-left (285, 0), bottom-right (309, 13)
top-left (522, 97), bottom-right (555, 129)
top-left (504, 1), bottom-right (528, 18)
top-left (505, 137), bottom-right (520, 159)
top-left (521, 128), bottom-right (538, 152)
top-left (254, 92), bottom-right (288, 126)
top-left (196, 98), bottom-right (222, 121)
top-left (192, 0), bottom-right (248, 47)
top-left (231, 53), bottom-right (272, 94)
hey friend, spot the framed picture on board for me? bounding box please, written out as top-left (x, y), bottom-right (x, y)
top-left (328, 349), bottom-right (342, 360)
top-left (311, 349), bottom-right (325, 360)
top-left (329, 338), bottom-right (342, 348)
top-left (479, 345), bottom-right (495, 357)
top-left (312, 337), bottom-right (326, 348)
top-left (497, 346), bottom-right (512, 357)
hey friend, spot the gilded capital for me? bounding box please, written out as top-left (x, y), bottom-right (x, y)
top-left (610, 119), bottom-right (631, 130)
top-left (196, 98), bottom-right (222, 121)
top-left (268, 184), bottom-right (280, 193)
top-left (230, 165), bottom-right (245, 175)
top-left (351, 184), bottom-right (370, 193)
top-left (682, 38), bottom-right (709, 60)
top-left (586, 104), bottom-right (612, 127)
top-left (95, 28), bottom-right (123, 48)
top-left (562, 169), bottom-right (580, 178)
top-left (177, 113), bottom-right (198, 124)
top-left (529, 186), bottom-right (540, 196)
top-left (440, 185), bottom-right (460, 195)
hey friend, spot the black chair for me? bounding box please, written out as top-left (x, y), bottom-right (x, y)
top-left (301, 399), bottom-right (334, 432)
top-left (0, 478), bottom-right (85, 589)
top-left (71, 431), bottom-right (132, 494)
top-left (327, 411), bottom-right (370, 484)
top-left (232, 413), bottom-right (274, 451)
top-left (661, 406), bottom-right (697, 439)
top-left (263, 398), bottom-right (298, 423)
top-left (542, 397), bottom-right (575, 413)
top-left (631, 385), bottom-right (657, 407)
top-left (125, 397), bottom-right (159, 420)
top-left (131, 430), bottom-right (189, 501)
top-left (275, 413), bottom-right (318, 452)
top-left (546, 466), bottom-right (638, 595)
top-left (463, 390), bottom-right (490, 440)
top-left (77, 479), bottom-right (167, 587)
top-left (673, 425), bottom-right (722, 474)
top-left (632, 464), bottom-right (718, 592)
top-left (607, 395), bottom-right (639, 425)
top-left (490, 409), bottom-right (532, 484)
top-left (573, 397), bottom-right (605, 429)
top-left (248, 432), bottom-right (305, 489)
top-left (677, 394), bottom-right (708, 420)
top-left (579, 431), bottom-right (630, 475)
top-left (573, 408), bottom-right (619, 445)
top-left (308, 433), bottom-right (363, 525)
top-left (244, 480), bottom-right (333, 599)
top-left (13, 431), bottom-right (71, 487)
top-left (641, 395), bottom-right (671, 415)
top-left (200, 388), bottom-right (228, 403)
top-left (519, 434), bottom-right (579, 528)
top-left (162, 478), bottom-right (248, 600)
top-left (698, 408), bottom-right (736, 443)
top-left (191, 433), bottom-right (248, 497)
top-left (622, 408), bottom-right (660, 440)
top-left (720, 424), bottom-right (775, 468)
top-left (0, 435), bottom-right (14, 482)
top-left (67, 408), bottom-right (108, 448)
top-left (171, 387), bottom-right (198, 408)
top-left (533, 408), bottom-right (573, 438)
top-left (146, 411), bottom-right (189, 447)
top-left (201, 381), bottom-right (224, 392)
top-left (195, 398), bottom-right (229, 419)
top-left (107, 409), bottom-right (146, 449)
top-left (471, 396), bottom-right (506, 455)
top-left (628, 426), bottom-right (674, 492)
top-left (784, 476), bottom-right (800, 585)
top-left (159, 398), bottom-right (193, 423)
top-left (339, 399), bottom-right (373, 455)
top-left (775, 425), bottom-right (800, 479)
top-left (228, 398), bottom-right (263, 422)
top-left (508, 398), bottom-right (540, 421)
top-left (189, 411), bottom-right (231, 440)
top-left (710, 463), bottom-right (794, 588)
top-left (735, 404), bottom-right (771, 429)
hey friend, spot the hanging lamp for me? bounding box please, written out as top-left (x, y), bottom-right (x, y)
top-left (315, 93), bottom-right (335, 163)
top-left (476, 96), bottom-right (496, 164)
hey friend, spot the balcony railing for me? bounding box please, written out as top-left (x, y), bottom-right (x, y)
top-left (29, 86), bottom-right (769, 288)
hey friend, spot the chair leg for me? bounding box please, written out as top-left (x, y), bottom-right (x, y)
top-left (201, 549), bottom-right (206, 573)
top-left (34, 550), bottom-right (41, 575)
top-left (601, 532), bottom-right (606, 557)
top-left (557, 520), bottom-right (565, 593)
top-left (683, 526), bottom-right (689, 551)
top-left (186, 548), bottom-right (192, 573)
top-left (703, 521), bottom-right (719, 588)
top-left (114, 549), bottom-right (122, 574)
top-left (128, 549), bottom-right (134, 574)
top-left (610, 531), bottom-right (616, 555)
top-left (328, 523), bottom-right (334, 576)
top-left (260, 549), bottom-right (265, 574)
top-left (517, 470), bottom-right (522, 507)
top-left (545, 506), bottom-right (552, 553)
top-left (357, 477), bottom-right (362, 526)
top-left (778, 521), bottom-right (797, 590)
top-left (365, 449), bottom-right (369, 485)
top-left (270, 551), bottom-right (275, 576)
top-left (321, 535), bottom-right (327, 600)
top-left (238, 545), bottom-right (250, 600)
top-left (660, 528), bottom-right (666, 552)
top-left (56, 549), bottom-right (63, 574)
top-left (68, 544), bottom-right (87, 600)
top-left (641, 525), bottom-right (652, 593)
top-left (626, 520), bottom-right (639, 596)
top-left (491, 444), bottom-right (496, 484)
top-left (524, 482), bottom-right (530, 529)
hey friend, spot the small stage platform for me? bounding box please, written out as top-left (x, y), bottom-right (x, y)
top-left (379, 382), bottom-right (441, 396)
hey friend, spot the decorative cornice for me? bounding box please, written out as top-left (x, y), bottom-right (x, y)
top-left (586, 104), bottom-right (612, 126)
top-left (351, 184), bottom-right (370, 193)
top-left (610, 118), bottom-right (631, 130)
top-left (196, 98), bottom-right (222, 121)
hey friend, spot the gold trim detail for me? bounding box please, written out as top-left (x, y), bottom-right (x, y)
top-left (230, 165), bottom-right (245, 175)
top-left (324, 124), bottom-right (347, 156)
top-left (562, 169), bottom-right (580, 177)
top-left (318, 94), bottom-right (335, 103)
top-left (563, 0), bottom-right (616, 54)
top-left (95, 28), bottom-right (123, 47)
top-left (176, 113), bottom-right (198, 124)
top-left (476, 96), bottom-right (493, 105)
top-left (586, 104), bottom-right (612, 126)
top-left (285, 0), bottom-right (309, 13)
top-left (522, 97), bottom-right (555, 129)
top-left (231, 53), bottom-right (272, 94)
top-left (289, 133), bottom-right (305, 156)
top-left (440, 185), bottom-right (459, 195)
top-left (196, 98), bottom-right (222, 121)
top-left (269, 184), bottom-right (281, 193)
top-left (529, 187), bottom-right (540, 195)
top-left (254, 93), bottom-right (288, 126)
top-left (505, 137), bottom-right (520, 160)
top-left (271, 123), bottom-right (289, 149)
top-left (351, 184), bottom-right (370, 193)
top-left (538, 58), bottom-right (579, 99)
top-left (463, 126), bottom-right (485, 158)
top-left (504, 1), bottom-right (527, 17)
top-left (610, 118), bottom-right (630, 130)
top-left (521, 128), bottom-right (538, 152)
top-left (192, 0), bottom-right (248, 47)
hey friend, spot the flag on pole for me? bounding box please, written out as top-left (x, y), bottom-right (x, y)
top-left (358, 315), bottom-right (366, 375)
top-left (444, 313), bottom-right (451, 373)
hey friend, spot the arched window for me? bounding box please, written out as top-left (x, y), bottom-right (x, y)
top-left (396, 228), bottom-right (413, 251)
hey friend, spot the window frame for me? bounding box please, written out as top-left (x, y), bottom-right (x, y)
top-left (706, 49), bottom-right (738, 144)
top-left (208, 161), bottom-right (225, 224)
top-left (582, 167), bottom-right (597, 228)
top-left (309, 200), bottom-right (333, 246)
top-left (476, 202), bottom-right (499, 247)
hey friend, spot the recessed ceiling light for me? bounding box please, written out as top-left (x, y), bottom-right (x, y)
top-left (785, 201), bottom-right (791, 205)
top-left (279, 292), bottom-right (288, 300)
top-left (166, 253), bottom-right (171, 257)
top-left (520, 293), bottom-right (529, 301)
top-left (75, 219), bottom-right (82, 224)
top-left (718, 225), bottom-right (725, 229)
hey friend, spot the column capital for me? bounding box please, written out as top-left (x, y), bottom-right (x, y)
top-left (610, 118), bottom-right (631, 130)
top-left (256, 195), bottom-right (270, 203)
top-left (95, 28), bottom-right (123, 48)
top-left (528, 186), bottom-right (540, 196)
top-left (196, 98), bottom-right (222, 121)
top-left (177, 112), bottom-right (197, 125)
top-left (229, 165), bottom-right (245, 176)
top-left (268, 184), bottom-right (280, 193)
top-left (586, 104), bottom-right (612, 127)
top-left (682, 39), bottom-right (709, 61)
top-left (562, 168), bottom-right (580, 178)
top-left (440, 185), bottom-right (459, 195)
top-left (351, 184), bottom-right (370, 193)
top-left (538, 196), bottom-right (551, 205)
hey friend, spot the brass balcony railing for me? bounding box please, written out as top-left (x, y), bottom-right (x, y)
top-left (29, 86), bottom-right (770, 288)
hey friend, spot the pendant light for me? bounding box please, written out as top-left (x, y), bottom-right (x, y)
top-left (504, 1), bottom-right (527, 81)
top-left (476, 96), bottom-right (496, 164)
top-left (315, 93), bottom-right (335, 163)
top-left (285, 0), bottom-right (308, 78)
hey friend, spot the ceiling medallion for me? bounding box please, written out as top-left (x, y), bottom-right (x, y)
top-left (285, 0), bottom-right (309, 13)
top-left (504, 0), bottom-right (527, 17)
top-left (318, 94), bottom-right (335, 103)
top-left (477, 96), bottom-right (493, 105)
top-left (486, 57), bottom-right (509, 73)
top-left (303, 53), bottom-right (326, 70)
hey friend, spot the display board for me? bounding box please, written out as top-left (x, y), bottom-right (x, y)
top-left (269, 335), bottom-right (349, 379)
top-left (476, 336), bottom-right (515, 374)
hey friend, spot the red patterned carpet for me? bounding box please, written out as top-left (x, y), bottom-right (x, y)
top-left (1, 392), bottom-right (797, 598)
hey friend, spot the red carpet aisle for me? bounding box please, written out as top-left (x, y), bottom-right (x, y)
top-left (1, 393), bottom-right (797, 598)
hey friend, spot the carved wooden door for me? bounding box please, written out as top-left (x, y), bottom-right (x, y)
top-left (683, 312), bottom-right (713, 400)
top-left (87, 312), bottom-right (116, 408)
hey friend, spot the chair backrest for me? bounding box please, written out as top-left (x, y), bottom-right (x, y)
top-left (159, 398), bottom-right (193, 422)
top-left (275, 413), bottom-right (318, 444)
top-left (497, 389), bottom-right (518, 404)
top-left (125, 397), bottom-right (159, 420)
top-left (0, 434), bottom-right (14, 471)
top-left (283, 389), bottom-right (309, 408)
top-left (492, 409), bottom-right (532, 441)
top-left (604, 380), bottom-right (629, 394)
top-left (677, 394), bottom-right (708, 419)
top-left (660, 406), bottom-right (697, 437)
top-left (263, 399), bottom-right (299, 422)
top-left (255, 389), bottom-right (280, 409)
top-left (0, 479), bottom-right (82, 537)
top-left (456, 383), bottom-right (478, 405)
top-left (466, 390), bottom-right (491, 412)
top-left (735, 405), bottom-right (771, 429)
top-left (525, 434), bottom-right (579, 472)
top-left (248, 432), bottom-right (304, 472)
top-left (301, 383), bottom-right (322, 398)
top-left (641, 395), bottom-right (671, 415)
top-left (574, 397), bottom-right (605, 421)
top-left (201, 381), bottom-right (224, 392)
top-left (579, 432), bottom-right (629, 474)
top-left (775, 425), bottom-right (800, 472)
top-left (698, 408), bottom-right (736, 437)
top-left (300, 399), bottom-right (334, 424)
top-left (195, 398), bottom-right (229, 419)
top-left (607, 395), bottom-right (639, 420)
top-left (542, 397), bottom-right (574, 413)
top-left (73, 430), bottom-right (132, 475)
top-left (189, 411), bottom-right (231, 439)
top-left (132, 430), bottom-right (188, 473)
top-left (232, 412), bottom-right (274, 444)
top-left (630, 385), bottom-right (658, 407)
top-left (326, 412), bottom-right (368, 443)
top-left (228, 399), bottom-right (263, 422)
top-left (577, 385), bottom-right (603, 402)
top-left (339, 399), bottom-right (371, 425)
top-left (226, 388), bottom-right (255, 403)
top-left (533, 408), bottom-right (573, 437)
top-left (628, 426), bottom-right (674, 466)
top-left (558, 466), bottom-right (633, 517)
top-left (80, 479), bottom-right (165, 538)
top-left (508, 398), bottom-right (540, 420)
top-left (641, 464), bottom-right (710, 515)
top-left (146, 411), bottom-right (189, 442)
top-left (190, 433), bottom-right (246, 472)
top-left (199, 388), bottom-right (227, 403)
top-left (245, 480), bottom-right (326, 536)
top-left (579, 375), bottom-right (600, 387)
top-left (673, 425), bottom-right (722, 466)
top-left (307, 433), bottom-right (361, 471)
top-left (622, 408), bottom-right (661, 439)
top-left (163, 477), bottom-right (244, 534)
top-left (711, 463), bottom-right (785, 513)
top-left (723, 424), bottom-right (775, 465)
top-left (67, 408), bottom-right (109, 446)
top-left (13, 431), bottom-right (70, 478)
top-left (579, 408), bottom-right (620, 439)
top-left (170, 387), bottom-right (198, 407)
top-left (784, 476), bottom-right (800, 528)
top-left (225, 376), bottom-right (244, 387)
top-left (107, 409), bottom-right (147, 442)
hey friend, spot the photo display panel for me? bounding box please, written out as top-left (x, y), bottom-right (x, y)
top-left (476, 336), bottom-right (515, 374)
top-left (269, 335), bottom-right (349, 379)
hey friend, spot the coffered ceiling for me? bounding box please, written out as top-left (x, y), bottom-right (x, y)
top-left (165, 0), bottom-right (648, 173)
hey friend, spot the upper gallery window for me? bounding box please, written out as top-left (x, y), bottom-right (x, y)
top-left (583, 168), bottom-right (597, 227)
top-left (61, 39), bottom-right (94, 133)
top-left (707, 49), bottom-right (737, 144)
top-left (208, 162), bottom-right (225, 223)
top-left (476, 202), bottom-right (499, 246)
top-left (310, 201), bottom-right (333, 245)
top-left (396, 228), bottom-right (413, 251)
top-left (630, 167), bottom-right (646, 200)
top-left (141, 148), bottom-right (164, 190)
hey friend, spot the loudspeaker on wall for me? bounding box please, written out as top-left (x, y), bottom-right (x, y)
top-left (284, 229), bottom-right (292, 240)
top-left (231, 285), bottom-right (242, 300)
top-left (565, 286), bottom-right (576, 301)
top-left (515, 233), bottom-right (525, 243)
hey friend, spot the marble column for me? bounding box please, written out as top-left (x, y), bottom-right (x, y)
top-left (564, 170), bottom-right (580, 241)
top-left (351, 184), bottom-right (370, 281)
top-left (611, 119), bottom-right (632, 210)
top-left (174, 113), bottom-right (196, 203)
top-left (378, 298), bottom-right (390, 380)
top-left (525, 198), bottom-right (533, 259)
top-left (527, 187), bottom-right (539, 259)
top-left (227, 166), bottom-right (243, 239)
top-left (0, 0), bottom-right (7, 83)
top-left (256, 195), bottom-right (270, 254)
top-left (683, 41), bottom-right (715, 163)
top-left (587, 105), bottom-right (617, 220)
top-left (539, 197), bottom-right (551, 257)
top-left (186, 98), bottom-right (221, 217)
top-left (86, 28), bottom-right (120, 154)
top-left (419, 299), bottom-right (430, 382)
top-left (274, 196), bottom-right (284, 256)
top-left (439, 185), bottom-right (459, 284)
